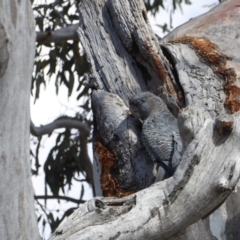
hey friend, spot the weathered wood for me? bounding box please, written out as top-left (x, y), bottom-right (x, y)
top-left (161, 1), bottom-right (240, 238)
top-left (78, 0), bottom-right (183, 114)
top-left (50, 0), bottom-right (240, 239)
top-left (50, 107), bottom-right (240, 239)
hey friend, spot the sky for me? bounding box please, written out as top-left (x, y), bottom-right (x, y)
top-left (30, 1), bottom-right (218, 238)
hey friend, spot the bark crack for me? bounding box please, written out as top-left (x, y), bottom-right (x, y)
top-left (160, 45), bottom-right (185, 107)
top-left (165, 154), bottom-right (200, 205)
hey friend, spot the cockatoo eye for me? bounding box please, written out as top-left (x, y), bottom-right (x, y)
top-left (136, 99), bottom-right (144, 106)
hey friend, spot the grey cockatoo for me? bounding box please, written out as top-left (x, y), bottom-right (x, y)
top-left (129, 92), bottom-right (182, 181)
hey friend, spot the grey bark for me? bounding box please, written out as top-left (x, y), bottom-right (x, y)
top-left (0, 1), bottom-right (39, 239)
top-left (50, 0), bottom-right (240, 239)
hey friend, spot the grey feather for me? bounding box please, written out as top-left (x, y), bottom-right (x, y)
top-left (129, 92), bottom-right (182, 182)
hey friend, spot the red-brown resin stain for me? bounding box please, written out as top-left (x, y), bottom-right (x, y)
top-left (94, 139), bottom-right (135, 198)
top-left (145, 42), bottom-right (177, 97)
top-left (136, 35), bottom-right (182, 105)
top-left (171, 36), bottom-right (238, 113)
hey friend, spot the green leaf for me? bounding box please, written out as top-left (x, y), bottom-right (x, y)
top-left (34, 73), bottom-right (45, 102)
top-left (48, 49), bottom-right (57, 75)
top-left (35, 16), bottom-right (44, 31)
top-left (68, 71), bottom-right (74, 97)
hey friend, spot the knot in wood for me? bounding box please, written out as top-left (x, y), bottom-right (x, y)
top-left (95, 199), bottom-right (106, 209)
top-left (82, 73), bottom-right (100, 90)
top-left (214, 118), bottom-right (233, 136)
top-left (217, 178), bottom-right (234, 193)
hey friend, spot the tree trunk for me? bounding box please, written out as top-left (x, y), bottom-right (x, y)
top-left (50, 0), bottom-right (240, 239)
top-left (0, 1), bottom-right (39, 239)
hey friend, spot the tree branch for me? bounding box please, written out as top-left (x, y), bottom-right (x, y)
top-left (30, 116), bottom-right (89, 137)
top-left (35, 195), bottom-right (85, 205)
top-left (32, 0), bottom-right (62, 11)
top-left (50, 93), bottom-right (240, 239)
top-left (36, 24), bottom-right (79, 44)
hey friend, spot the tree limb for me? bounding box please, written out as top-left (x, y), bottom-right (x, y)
top-left (35, 195), bottom-right (85, 205)
top-left (30, 116), bottom-right (89, 137)
top-left (36, 24), bottom-right (79, 44)
top-left (32, 0), bottom-right (60, 11)
top-left (50, 93), bottom-right (240, 239)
